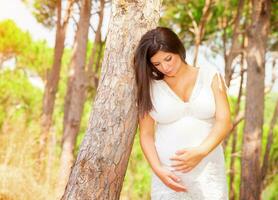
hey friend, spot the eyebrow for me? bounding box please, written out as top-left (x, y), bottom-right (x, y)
top-left (152, 55), bottom-right (171, 64)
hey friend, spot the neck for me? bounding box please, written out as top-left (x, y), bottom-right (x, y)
top-left (178, 62), bottom-right (191, 77)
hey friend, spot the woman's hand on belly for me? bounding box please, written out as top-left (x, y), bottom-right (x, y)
top-left (156, 166), bottom-right (188, 192)
top-left (169, 147), bottom-right (206, 173)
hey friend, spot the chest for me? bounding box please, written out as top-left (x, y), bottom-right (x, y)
top-left (149, 78), bottom-right (216, 124)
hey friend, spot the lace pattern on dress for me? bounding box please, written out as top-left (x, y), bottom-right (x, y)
top-left (151, 160), bottom-right (229, 200)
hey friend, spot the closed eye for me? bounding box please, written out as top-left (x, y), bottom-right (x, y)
top-left (152, 55), bottom-right (171, 66)
top-left (165, 56), bottom-right (172, 62)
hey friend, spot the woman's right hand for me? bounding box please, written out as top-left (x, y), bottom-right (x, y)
top-left (155, 166), bottom-right (187, 192)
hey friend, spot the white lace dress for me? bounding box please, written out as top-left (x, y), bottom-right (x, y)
top-left (149, 66), bottom-right (229, 200)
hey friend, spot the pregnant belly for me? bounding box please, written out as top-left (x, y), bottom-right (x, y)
top-left (154, 116), bottom-right (221, 180)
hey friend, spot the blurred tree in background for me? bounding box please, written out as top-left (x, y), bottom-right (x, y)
top-left (0, 20), bottom-right (31, 67)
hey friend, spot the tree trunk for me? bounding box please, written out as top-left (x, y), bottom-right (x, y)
top-left (223, 17), bottom-right (247, 150)
top-left (95, 36), bottom-right (106, 73)
top-left (192, 0), bottom-right (213, 67)
top-left (86, 0), bottom-right (105, 90)
top-left (40, 0), bottom-right (74, 162)
top-left (240, 1), bottom-right (271, 199)
top-left (229, 53), bottom-right (245, 200)
top-left (224, 0), bottom-right (245, 87)
top-left (61, 0), bottom-right (161, 199)
top-left (57, 0), bottom-right (92, 197)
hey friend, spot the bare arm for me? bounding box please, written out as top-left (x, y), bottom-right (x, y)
top-left (199, 73), bottom-right (233, 156)
top-left (138, 113), bottom-right (162, 174)
top-left (139, 113), bottom-right (187, 192)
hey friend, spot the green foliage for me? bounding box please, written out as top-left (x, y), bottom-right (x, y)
top-left (0, 68), bottom-right (58, 200)
top-left (262, 175), bottom-right (278, 200)
top-left (262, 93), bottom-right (278, 197)
top-left (1, 1), bottom-right (277, 198)
top-left (159, 0), bottom-right (224, 45)
top-left (121, 132), bottom-right (151, 199)
top-left (159, 0), bottom-right (195, 45)
top-left (0, 19), bottom-right (53, 81)
top-left (0, 20), bottom-right (32, 64)
top-left (224, 92), bottom-right (278, 200)
top-left (26, 0), bottom-right (57, 28)
top-left (17, 40), bottom-right (53, 80)
top-left (0, 69), bottom-right (42, 129)
top-left (269, 0), bottom-right (278, 51)
top-left (159, 0), bottom-right (250, 57)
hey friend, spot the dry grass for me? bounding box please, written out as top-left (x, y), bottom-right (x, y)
top-left (0, 116), bottom-right (60, 200)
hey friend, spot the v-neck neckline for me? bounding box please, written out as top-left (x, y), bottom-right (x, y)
top-left (160, 67), bottom-right (202, 104)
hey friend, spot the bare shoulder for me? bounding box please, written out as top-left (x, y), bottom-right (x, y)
top-left (206, 66), bottom-right (228, 94)
top-left (210, 68), bottom-right (231, 121)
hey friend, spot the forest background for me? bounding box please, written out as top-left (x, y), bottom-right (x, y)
top-left (0, 0), bottom-right (277, 199)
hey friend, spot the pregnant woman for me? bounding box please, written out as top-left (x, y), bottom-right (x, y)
top-left (133, 27), bottom-right (233, 199)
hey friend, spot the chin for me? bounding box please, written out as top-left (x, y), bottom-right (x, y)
top-left (165, 73), bottom-right (174, 77)
top-left (164, 69), bottom-right (177, 77)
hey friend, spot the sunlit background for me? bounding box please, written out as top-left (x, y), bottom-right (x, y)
top-left (0, 0), bottom-right (277, 199)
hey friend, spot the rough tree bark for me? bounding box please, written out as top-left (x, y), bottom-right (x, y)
top-left (61, 0), bottom-right (162, 199)
top-left (57, 0), bottom-right (92, 197)
top-left (40, 0), bottom-right (74, 160)
top-left (240, 0), bottom-right (271, 199)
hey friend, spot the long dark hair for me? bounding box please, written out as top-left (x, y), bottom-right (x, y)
top-left (133, 27), bottom-right (187, 118)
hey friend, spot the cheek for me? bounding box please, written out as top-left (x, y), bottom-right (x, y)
top-left (170, 58), bottom-right (181, 68)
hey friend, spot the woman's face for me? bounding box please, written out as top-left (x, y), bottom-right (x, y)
top-left (150, 51), bottom-right (183, 77)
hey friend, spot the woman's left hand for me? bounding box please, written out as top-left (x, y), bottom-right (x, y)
top-left (169, 147), bottom-right (207, 173)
